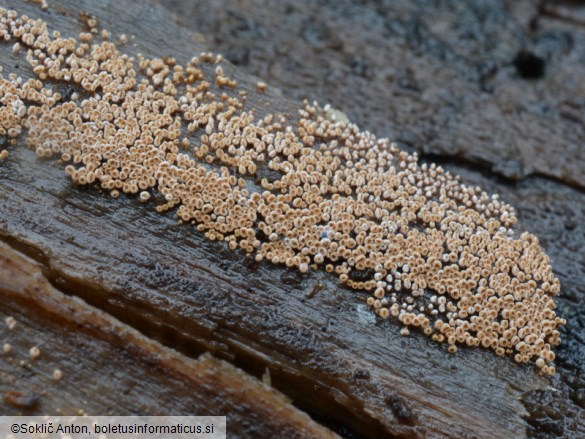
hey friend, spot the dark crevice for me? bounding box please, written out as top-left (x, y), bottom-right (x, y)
top-left (513, 51), bottom-right (546, 79)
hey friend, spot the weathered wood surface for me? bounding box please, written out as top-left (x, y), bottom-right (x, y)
top-left (0, 241), bottom-right (338, 439)
top-left (161, 0), bottom-right (585, 189)
top-left (1, 145), bottom-right (546, 439)
top-left (0, 0), bottom-right (583, 438)
top-left (157, 0), bottom-right (585, 437)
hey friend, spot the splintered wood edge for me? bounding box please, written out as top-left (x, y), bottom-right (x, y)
top-left (0, 240), bottom-right (338, 439)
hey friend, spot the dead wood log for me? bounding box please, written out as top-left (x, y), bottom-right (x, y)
top-left (0, 0), bottom-right (573, 438)
top-left (0, 240), bottom-right (337, 439)
top-left (154, 2), bottom-right (585, 436)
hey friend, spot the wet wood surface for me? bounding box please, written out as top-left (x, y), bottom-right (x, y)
top-left (0, 0), bottom-right (583, 438)
top-left (159, 1), bottom-right (585, 436)
top-left (0, 241), bottom-right (338, 439)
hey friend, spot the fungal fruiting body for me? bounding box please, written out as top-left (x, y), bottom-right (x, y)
top-left (52, 368), bottom-right (62, 380)
top-left (0, 7), bottom-right (565, 374)
top-left (5, 316), bottom-right (16, 330)
top-left (29, 346), bottom-right (41, 360)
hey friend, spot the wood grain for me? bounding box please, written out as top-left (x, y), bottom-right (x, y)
top-left (0, 240), bottom-right (337, 438)
top-left (0, 1), bottom-right (554, 438)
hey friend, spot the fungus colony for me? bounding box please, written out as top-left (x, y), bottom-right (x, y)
top-left (0, 7), bottom-right (566, 374)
